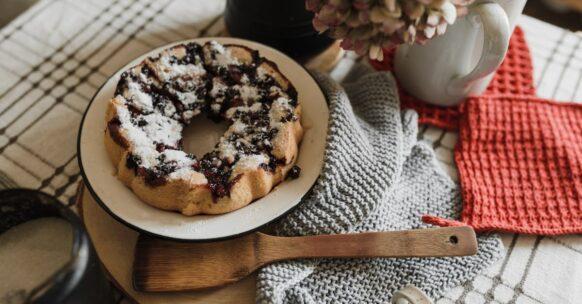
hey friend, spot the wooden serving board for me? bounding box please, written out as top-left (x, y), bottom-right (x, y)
top-left (76, 39), bottom-right (343, 302)
top-left (77, 182), bottom-right (256, 304)
top-left (78, 178), bottom-right (473, 302)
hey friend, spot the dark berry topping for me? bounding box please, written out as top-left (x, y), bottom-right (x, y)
top-left (287, 165), bottom-right (301, 179)
top-left (227, 65), bottom-right (244, 84)
top-left (110, 42), bottom-right (301, 195)
top-left (141, 65), bottom-right (152, 77)
top-left (143, 169), bottom-right (167, 187)
top-left (107, 118), bottom-right (128, 148)
top-left (197, 153), bottom-right (233, 199)
top-left (286, 86), bottom-right (298, 101)
top-left (137, 119), bottom-right (147, 127)
top-left (125, 154), bottom-right (141, 170)
top-left (155, 143), bottom-right (166, 152)
top-left (281, 112), bottom-right (296, 123)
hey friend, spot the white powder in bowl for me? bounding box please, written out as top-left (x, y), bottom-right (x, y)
top-left (0, 218), bottom-right (73, 302)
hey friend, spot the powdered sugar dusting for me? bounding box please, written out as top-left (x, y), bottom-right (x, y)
top-left (163, 149), bottom-right (194, 167)
top-left (162, 101), bottom-right (177, 117)
top-left (235, 154), bottom-right (268, 171)
top-left (107, 40), bottom-right (300, 196)
top-left (182, 109), bottom-right (200, 121)
top-left (210, 78), bottom-right (227, 96)
top-left (176, 90), bottom-right (202, 107)
top-left (257, 66), bottom-right (268, 80)
top-left (125, 82), bottom-right (153, 111)
top-left (151, 53), bottom-right (206, 82)
top-left (209, 41), bottom-right (240, 67)
top-left (230, 121), bottom-right (247, 134)
top-left (236, 85), bottom-right (260, 102)
top-left (132, 146), bottom-right (159, 168)
top-left (115, 104), bottom-right (154, 148)
top-left (270, 97), bottom-right (293, 128)
top-left (141, 113), bottom-right (182, 147)
top-left (169, 168), bottom-right (196, 180)
top-left (218, 141), bottom-right (237, 163)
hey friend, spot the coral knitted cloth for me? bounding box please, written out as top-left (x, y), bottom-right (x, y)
top-left (372, 27), bottom-right (582, 235)
top-left (369, 27), bottom-right (535, 130)
top-left (424, 95), bottom-right (582, 235)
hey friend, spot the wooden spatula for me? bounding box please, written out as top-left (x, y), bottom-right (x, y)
top-left (133, 226), bottom-right (477, 292)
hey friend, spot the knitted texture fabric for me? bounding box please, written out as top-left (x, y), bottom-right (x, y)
top-left (424, 95), bottom-right (582, 235)
top-left (256, 65), bottom-right (503, 304)
top-left (369, 27), bottom-right (535, 130)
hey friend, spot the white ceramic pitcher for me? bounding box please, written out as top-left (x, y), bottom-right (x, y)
top-left (394, 0), bottom-right (527, 106)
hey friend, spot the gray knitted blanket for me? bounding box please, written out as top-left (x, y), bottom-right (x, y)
top-left (256, 65), bottom-right (503, 304)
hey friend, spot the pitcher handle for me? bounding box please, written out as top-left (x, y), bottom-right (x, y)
top-left (447, 2), bottom-right (510, 97)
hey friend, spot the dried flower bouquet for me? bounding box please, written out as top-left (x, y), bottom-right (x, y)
top-left (307, 0), bottom-right (476, 60)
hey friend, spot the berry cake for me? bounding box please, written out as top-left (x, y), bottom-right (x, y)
top-left (104, 41), bottom-right (303, 215)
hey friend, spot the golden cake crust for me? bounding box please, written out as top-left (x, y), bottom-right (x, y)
top-left (104, 42), bottom-right (303, 216)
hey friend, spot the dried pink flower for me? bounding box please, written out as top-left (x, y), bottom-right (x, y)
top-left (308, 0), bottom-right (475, 60)
top-left (305, 0), bottom-right (321, 11)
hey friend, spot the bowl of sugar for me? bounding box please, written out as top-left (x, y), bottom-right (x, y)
top-left (0, 189), bottom-right (114, 304)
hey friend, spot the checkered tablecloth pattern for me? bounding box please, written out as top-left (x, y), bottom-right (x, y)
top-left (0, 0), bottom-right (580, 303)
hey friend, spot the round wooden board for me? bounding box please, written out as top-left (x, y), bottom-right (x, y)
top-left (77, 182), bottom-right (256, 304)
top-left (76, 34), bottom-right (341, 301)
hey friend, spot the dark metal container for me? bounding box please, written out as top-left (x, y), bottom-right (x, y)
top-left (224, 0), bottom-right (334, 62)
top-left (0, 189), bottom-right (114, 304)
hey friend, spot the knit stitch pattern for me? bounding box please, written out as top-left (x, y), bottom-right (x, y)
top-left (369, 27), bottom-right (535, 130)
top-left (425, 95), bottom-right (582, 235)
top-left (256, 66), bottom-right (503, 303)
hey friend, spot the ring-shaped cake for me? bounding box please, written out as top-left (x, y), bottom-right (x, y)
top-left (104, 41), bottom-right (303, 215)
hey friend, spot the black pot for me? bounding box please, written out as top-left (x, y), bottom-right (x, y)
top-left (0, 189), bottom-right (114, 304)
top-left (225, 0), bottom-right (334, 62)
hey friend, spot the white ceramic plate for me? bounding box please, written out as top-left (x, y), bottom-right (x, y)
top-left (78, 37), bottom-right (328, 241)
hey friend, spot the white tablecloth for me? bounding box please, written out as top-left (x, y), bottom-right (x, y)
top-left (0, 0), bottom-right (580, 303)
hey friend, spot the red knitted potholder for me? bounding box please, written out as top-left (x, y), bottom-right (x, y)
top-left (370, 27), bottom-right (535, 130)
top-left (424, 95), bottom-right (582, 235)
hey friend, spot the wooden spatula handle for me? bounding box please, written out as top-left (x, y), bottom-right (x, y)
top-left (133, 226), bottom-right (478, 292)
top-left (259, 226), bottom-right (477, 263)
